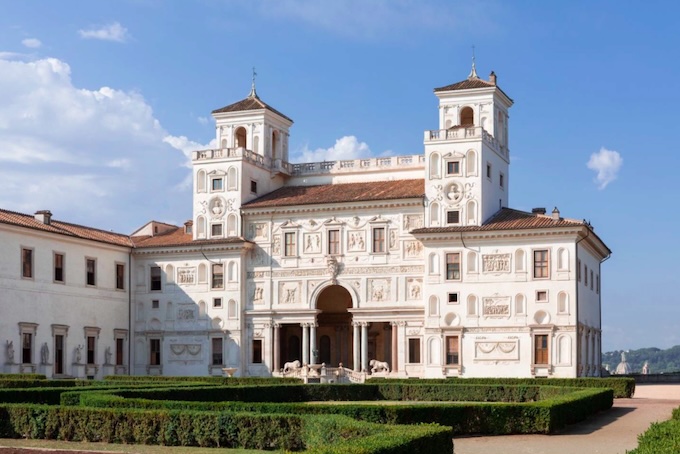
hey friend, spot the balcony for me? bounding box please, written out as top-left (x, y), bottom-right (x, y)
top-left (424, 126), bottom-right (508, 159)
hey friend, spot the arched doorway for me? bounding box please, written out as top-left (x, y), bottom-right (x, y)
top-left (316, 285), bottom-right (353, 368)
top-left (235, 127), bottom-right (247, 149)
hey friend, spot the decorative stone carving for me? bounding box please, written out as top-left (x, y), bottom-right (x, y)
top-left (465, 182), bottom-right (475, 198)
top-left (482, 254), bottom-right (511, 273)
top-left (407, 278), bottom-right (422, 300)
top-left (177, 308), bottom-right (196, 320)
top-left (272, 235), bottom-right (281, 255)
top-left (369, 278), bottom-right (390, 302)
top-left (327, 256), bottom-right (339, 281)
top-left (5, 340), bottom-right (14, 364)
top-left (74, 345), bottom-right (83, 364)
top-left (407, 328), bottom-right (421, 335)
top-left (253, 286), bottom-right (264, 304)
top-left (279, 282), bottom-right (301, 304)
top-left (474, 340), bottom-right (519, 360)
top-left (404, 240), bottom-right (423, 259)
top-left (209, 197), bottom-right (226, 219)
top-left (247, 265), bottom-right (424, 280)
top-left (389, 229), bottom-right (398, 250)
top-left (403, 214), bottom-right (424, 231)
top-left (40, 342), bottom-right (49, 365)
top-left (304, 233), bottom-right (321, 253)
top-left (446, 182), bottom-right (464, 204)
top-left (482, 297), bottom-right (511, 317)
top-left (177, 267), bottom-right (195, 285)
top-left (169, 342), bottom-right (203, 361)
top-left (248, 223), bottom-right (268, 240)
top-left (348, 231), bottom-right (365, 251)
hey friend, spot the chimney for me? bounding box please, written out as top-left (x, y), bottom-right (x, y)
top-left (34, 210), bottom-right (52, 225)
top-left (184, 220), bottom-right (193, 234)
top-left (489, 71), bottom-right (497, 85)
top-left (531, 207), bottom-right (546, 215)
top-left (552, 207), bottom-right (560, 220)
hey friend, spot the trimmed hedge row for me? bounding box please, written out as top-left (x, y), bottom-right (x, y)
top-left (104, 375), bottom-right (299, 385)
top-left (0, 403), bottom-right (452, 452)
top-left (0, 374), bottom-right (45, 380)
top-left (369, 377), bottom-right (635, 398)
top-left (627, 419), bottom-right (680, 454)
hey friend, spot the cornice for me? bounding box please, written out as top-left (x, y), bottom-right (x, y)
top-left (243, 198), bottom-right (423, 217)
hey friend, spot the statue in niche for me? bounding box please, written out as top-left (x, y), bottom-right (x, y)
top-left (40, 342), bottom-right (49, 365)
top-left (211, 198), bottom-right (224, 216)
top-left (74, 345), bottom-right (83, 364)
top-left (6, 340), bottom-right (14, 364)
top-left (104, 347), bottom-right (113, 365)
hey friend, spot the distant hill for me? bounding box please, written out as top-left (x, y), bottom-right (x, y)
top-left (602, 345), bottom-right (680, 374)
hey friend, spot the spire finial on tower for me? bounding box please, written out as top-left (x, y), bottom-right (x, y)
top-left (468, 45), bottom-right (478, 79)
top-left (249, 66), bottom-right (259, 98)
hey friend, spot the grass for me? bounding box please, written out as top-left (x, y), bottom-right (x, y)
top-left (0, 438), bottom-right (264, 453)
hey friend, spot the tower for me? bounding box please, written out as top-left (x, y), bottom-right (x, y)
top-left (423, 63), bottom-right (513, 228)
top-left (191, 78), bottom-right (293, 240)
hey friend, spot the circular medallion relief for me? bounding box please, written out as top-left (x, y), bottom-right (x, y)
top-left (209, 197), bottom-right (226, 219)
top-left (446, 182), bottom-right (464, 204)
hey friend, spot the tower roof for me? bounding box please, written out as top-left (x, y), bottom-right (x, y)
top-left (212, 93), bottom-right (293, 123)
top-left (434, 70), bottom-right (513, 103)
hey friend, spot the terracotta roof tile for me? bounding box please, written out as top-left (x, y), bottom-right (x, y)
top-left (243, 179), bottom-right (425, 209)
top-left (434, 76), bottom-right (513, 102)
top-left (212, 95), bottom-right (293, 123)
top-left (132, 226), bottom-right (248, 249)
top-left (412, 208), bottom-right (586, 234)
top-left (0, 208), bottom-right (133, 247)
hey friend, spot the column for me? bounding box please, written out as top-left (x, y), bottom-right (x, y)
top-left (310, 323), bottom-right (317, 365)
top-left (273, 324), bottom-right (280, 372)
top-left (391, 322), bottom-right (398, 373)
top-left (302, 324), bottom-right (309, 365)
top-left (353, 323), bottom-right (360, 371)
top-left (361, 322), bottom-right (369, 372)
top-left (335, 326), bottom-right (342, 367)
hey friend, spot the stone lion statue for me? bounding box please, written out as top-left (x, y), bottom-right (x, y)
top-left (282, 360), bottom-right (301, 374)
top-left (369, 359), bottom-right (390, 374)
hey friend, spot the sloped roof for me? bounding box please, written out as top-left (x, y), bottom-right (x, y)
top-left (0, 208), bottom-right (133, 247)
top-left (132, 225), bottom-right (248, 249)
top-left (243, 179), bottom-right (425, 209)
top-left (212, 94), bottom-right (293, 123)
top-left (434, 77), bottom-right (497, 92)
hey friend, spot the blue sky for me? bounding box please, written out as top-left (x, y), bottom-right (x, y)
top-left (1, 1), bottom-right (678, 352)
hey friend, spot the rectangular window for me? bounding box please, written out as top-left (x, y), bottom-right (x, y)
top-left (213, 297), bottom-right (223, 308)
top-left (212, 338), bottom-right (223, 366)
top-left (22, 248), bottom-right (33, 279)
top-left (152, 299), bottom-right (160, 309)
top-left (211, 177), bottom-right (223, 191)
top-left (86, 258), bottom-right (96, 286)
top-left (372, 227), bottom-right (385, 253)
top-left (87, 336), bottom-right (96, 364)
top-left (116, 338), bottom-right (124, 366)
top-left (150, 266), bottom-right (162, 291)
top-left (252, 339), bottom-right (263, 363)
top-left (445, 336), bottom-right (459, 365)
top-left (212, 263), bottom-right (224, 289)
top-left (596, 274), bottom-right (600, 294)
top-left (448, 292), bottom-right (459, 304)
top-left (211, 223), bottom-right (223, 237)
top-left (486, 163), bottom-right (492, 179)
top-left (54, 253), bottom-right (64, 283)
top-left (22, 332), bottom-right (32, 364)
top-left (250, 180), bottom-right (258, 194)
top-left (590, 270), bottom-right (594, 290)
top-left (585, 265), bottom-right (588, 285)
top-left (534, 335), bottom-right (549, 365)
top-left (328, 229), bottom-right (340, 255)
top-left (116, 263), bottom-right (125, 290)
top-left (150, 339), bottom-right (161, 365)
top-left (284, 232), bottom-right (297, 257)
top-left (577, 259), bottom-right (581, 282)
top-left (446, 211), bottom-right (460, 225)
top-left (533, 250), bottom-right (549, 279)
top-left (408, 338), bottom-right (421, 363)
top-left (446, 253), bottom-right (461, 281)
top-left (500, 173), bottom-right (505, 188)
top-left (446, 160), bottom-right (461, 175)
top-left (55, 335), bottom-right (64, 374)
top-left (536, 290), bottom-right (548, 302)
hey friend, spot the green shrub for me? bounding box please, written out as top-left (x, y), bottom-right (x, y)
top-left (628, 419), bottom-right (680, 454)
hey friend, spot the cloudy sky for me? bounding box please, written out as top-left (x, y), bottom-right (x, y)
top-left (1, 1), bottom-right (678, 352)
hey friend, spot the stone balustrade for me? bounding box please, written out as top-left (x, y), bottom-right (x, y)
top-left (425, 126), bottom-right (508, 158)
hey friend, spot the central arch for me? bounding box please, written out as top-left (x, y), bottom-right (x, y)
top-left (316, 284), bottom-right (353, 368)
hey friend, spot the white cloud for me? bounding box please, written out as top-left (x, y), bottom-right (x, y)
top-left (197, 116), bottom-right (209, 125)
top-left (0, 55), bottom-right (209, 232)
top-left (587, 147), bottom-right (622, 189)
top-left (78, 22), bottom-right (130, 43)
top-left (294, 136), bottom-right (371, 162)
top-left (21, 38), bottom-right (42, 49)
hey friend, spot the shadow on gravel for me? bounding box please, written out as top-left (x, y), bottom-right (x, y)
top-left (554, 405), bottom-right (637, 435)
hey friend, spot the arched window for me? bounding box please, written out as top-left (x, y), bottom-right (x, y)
top-left (428, 295), bottom-right (439, 316)
top-left (429, 253), bottom-right (439, 275)
top-left (228, 262), bottom-right (238, 282)
top-left (253, 135), bottom-right (260, 154)
top-left (558, 248), bottom-right (569, 271)
top-left (430, 153), bottom-right (441, 179)
top-left (272, 130), bottom-right (279, 160)
top-left (466, 200), bottom-right (477, 225)
top-left (558, 335), bottom-right (571, 365)
top-left (196, 216), bottom-right (206, 239)
top-left (198, 301), bottom-right (206, 317)
top-left (235, 127), bottom-right (247, 149)
top-left (198, 264), bottom-right (207, 283)
top-left (515, 294), bottom-right (525, 315)
top-left (558, 292), bottom-right (569, 314)
top-left (467, 251), bottom-right (477, 273)
top-left (467, 295), bottom-right (477, 316)
top-left (227, 167), bottom-right (238, 191)
top-left (515, 249), bottom-right (526, 272)
top-left (460, 107), bottom-right (474, 126)
top-left (197, 169), bottom-right (206, 193)
top-left (466, 149), bottom-right (477, 175)
top-left (165, 264), bottom-right (174, 284)
top-left (227, 214), bottom-right (237, 237)
top-left (428, 337), bottom-right (440, 365)
top-left (430, 202), bottom-right (440, 226)
top-left (228, 300), bottom-right (238, 319)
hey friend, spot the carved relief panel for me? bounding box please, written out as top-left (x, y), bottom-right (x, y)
top-left (252, 284), bottom-right (264, 305)
top-left (303, 233), bottom-right (321, 254)
top-left (347, 231), bottom-right (366, 252)
top-left (403, 240), bottom-right (424, 259)
top-left (368, 278), bottom-right (391, 302)
top-left (403, 214), bottom-right (424, 231)
top-left (279, 281), bottom-right (302, 305)
top-left (482, 254), bottom-right (511, 273)
top-left (406, 278), bottom-right (423, 301)
top-left (474, 339), bottom-right (519, 361)
top-left (482, 297), bottom-right (511, 318)
top-left (177, 267), bottom-right (195, 285)
top-left (248, 223), bottom-right (269, 241)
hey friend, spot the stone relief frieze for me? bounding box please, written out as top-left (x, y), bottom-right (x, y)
top-left (389, 229), bottom-right (398, 251)
top-left (252, 285), bottom-right (264, 305)
top-left (272, 235), bottom-right (281, 256)
top-left (247, 265), bottom-right (424, 280)
top-left (368, 278), bottom-right (390, 302)
top-left (482, 254), bottom-right (511, 273)
top-left (279, 281), bottom-right (301, 304)
top-left (177, 307), bottom-right (196, 321)
top-left (248, 223), bottom-right (269, 241)
top-left (404, 240), bottom-right (424, 259)
top-left (482, 297), bottom-right (511, 317)
top-left (304, 233), bottom-right (321, 253)
top-left (347, 231), bottom-right (365, 252)
top-left (406, 278), bottom-right (423, 300)
top-left (474, 339), bottom-right (519, 361)
top-left (169, 343), bottom-right (202, 360)
top-left (403, 214), bottom-right (424, 231)
top-left (177, 267), bottom-right (195, 285)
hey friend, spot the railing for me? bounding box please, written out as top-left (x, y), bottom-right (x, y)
top-left (291, 155), bottom-right (425, 176)
top-left (281, 364), bottom-right (366, 384)
top-left (425, 126), bottom-right (508, 158)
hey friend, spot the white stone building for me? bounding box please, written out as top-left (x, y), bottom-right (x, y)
top-left (0, 67), bottom-right (610, 379)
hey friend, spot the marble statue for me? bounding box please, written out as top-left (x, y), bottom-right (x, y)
top-left (40, 342), bottom-right (49, 365)
top-left (6, 340), bottom-right (14, 364)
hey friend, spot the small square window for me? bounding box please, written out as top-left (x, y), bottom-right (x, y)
top-left (152, 299), bottom-right (160, 309)
top-left (446, 160), bottom-right (461, 175)
top-left (446, 211), bottom-right (460, 225)
top-left (448, 292), bottom-right (459, 304)
top-left (536, 290), bottom-right (548, 302)
top-left (211, 177), bottom-right (223, 191)
top-left (213, 297), bottom-right (223, 308)
top-left (250, 180), bottom-right (258, 194)
top-left (211, 223), bottom-right (223, 237)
